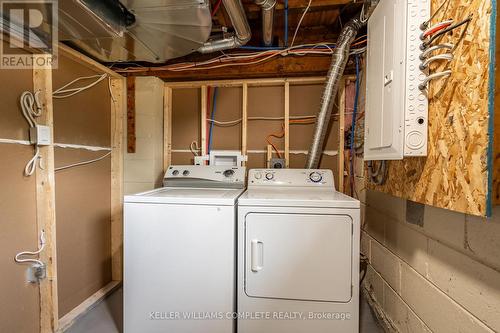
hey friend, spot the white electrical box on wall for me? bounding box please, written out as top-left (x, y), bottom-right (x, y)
top-left (364, 0), bottom-right (430, 160)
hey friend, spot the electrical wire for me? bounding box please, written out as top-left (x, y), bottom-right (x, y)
top-left (207, 115), bottom-right (316, 126)
top-left (422, 15), bottom-right (473, 49)
top-left (266, 124), bottom-right (285, 159)
top-left (20, 91), bottom-right (44, 177)
top-left (15, 230), bottom-right (46, 267)
top-left (53, 74), bottom-right (108, 99)
top-left (290, 0), bottom-right (312, 47)
top-left (208, 87), bottom-right (218, 153)
top-left (55, 151), bottom-right (111, 172)
top-left (418, 70), bottom-right (452, 91)
top-left (420, 43), bottom-right (453, 59)
top-left (419, 53), bottom-right (454, 70)
top-left (116, 40), bottom-right (367, 74)
top-left (190, 141), bottom-right (201, 156)
top-left (420, 20), bottom-right (454, 39)
top-left (284, 0), bottom-right (289, 46)
top-left (350, 55), bottom-right (360, 196)
top-left (421, 0), bottom-right (451, 29)
top-left (211, 0), bottom-right (223, 16)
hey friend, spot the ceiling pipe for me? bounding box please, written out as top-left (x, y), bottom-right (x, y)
top-left (198, 0), bottom-right (251, 53)
top-left (255, 0), bottom-right (276, 46)
top-left (305, 16), bottom-right (366, 169)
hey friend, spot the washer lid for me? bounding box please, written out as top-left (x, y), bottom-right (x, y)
top-left (124, 187), bottom-right (244, 205)
top-left (238, 188), bottom-right (360, 208)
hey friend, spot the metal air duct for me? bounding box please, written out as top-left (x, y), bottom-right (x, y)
top-left (255, 0), bottom-right (276, 46)
top-left (305, 17), bottom-right (366, 169)
top-left (198, 0), bottom-right (251, 53)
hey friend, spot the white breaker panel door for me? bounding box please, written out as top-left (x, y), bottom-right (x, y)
top-left (245, 213), bottom-right (353, 303)
top-left (365, 0), bottom-right (430, 160)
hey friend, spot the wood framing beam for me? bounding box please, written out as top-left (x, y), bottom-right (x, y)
top-left (243, 0), bottom-right (351, 11)
top-left (57, 281), bottom-right (121, 333)
top-left (33, 55), bottom-right (58, 333)
top-left (58, 44), bottom-right (122, 78)
top-left (284, 81), bottom-right (290, 167)
top-left (338, 77), bottom-right (346, 193)
top-left (201, 86), bottom-right (208, 158)
top-left (110, 78), bottom-right (125, 281)
top-left (163, 77), bottom-right (325, 89)
top-left (163, 86), bottom-right (173, 171)
top-left (242, 83), bottom-right (248, 165)
top-left (126, 76), bottom-right (136, 153)
top-left (131, 56), bottom-right (340, 82)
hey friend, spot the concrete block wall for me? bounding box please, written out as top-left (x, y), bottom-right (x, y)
top-left (361, 189), bottom-right (500, 333)
top-left (124, 77), bottom-right (165, 195)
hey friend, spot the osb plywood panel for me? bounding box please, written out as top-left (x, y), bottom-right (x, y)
top-left (55, 148), bottom-right (112, 317)
top-left (0, 41), bottom-right (33, 141)
top-left (52, 55), bottom-right (111, 147)
top-left (370, 0), bottom-right (493, 216)
top-left (0, 144), bottom-right (40, 333)
top-left (494, 8), bottom-right (500, 206)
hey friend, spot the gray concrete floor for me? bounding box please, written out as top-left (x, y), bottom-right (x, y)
top-left (66, 288), bottom-right (383, 333)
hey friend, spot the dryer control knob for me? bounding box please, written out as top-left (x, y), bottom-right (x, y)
top-left (223, 169), bottom-right (235, 177)
top-left (309, 172), bottom-right (322, 183)
top-left (265, 172), bottom-right (274, 180)
top-left (183, 170), bottom-right (190, 176)
top-left (254, 172), bottom-right (262, 179)
top-left (172, 170), bottom-right (179, 176)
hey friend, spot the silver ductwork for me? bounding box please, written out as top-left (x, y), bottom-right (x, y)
top-left (255, 0), bottom-right (276, 46)
top-left (59, 0), bottom-right (212, 63)
top-left (305, 17), bottom-right (366, 169)
top-left (198, 0), bottom-right (251, 53)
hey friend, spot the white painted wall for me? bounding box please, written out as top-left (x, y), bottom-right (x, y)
top-left (124, 77), bottom-right (164, 195)
top-left (361, 187), bottom-right (500, 333)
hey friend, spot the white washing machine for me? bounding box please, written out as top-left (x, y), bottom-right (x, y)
top-left (124, 165), bottom-right (245, 333)
top-left (237, 169), bottom-right (360, 333)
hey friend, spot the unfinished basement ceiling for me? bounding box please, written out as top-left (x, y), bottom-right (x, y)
top-left (58, 0), bottom-right (360, 65)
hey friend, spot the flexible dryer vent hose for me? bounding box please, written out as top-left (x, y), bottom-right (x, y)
top-left (305, 16), bottom-right (366, 169)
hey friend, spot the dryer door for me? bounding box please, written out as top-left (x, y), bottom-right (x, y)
top-left (245, 213), bottom-right (353, 302)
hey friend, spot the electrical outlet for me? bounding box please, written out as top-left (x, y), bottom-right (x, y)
top-left (270, 158), bottom-right (286, 169)
top-left (26, 263), bottom-right (46, 283)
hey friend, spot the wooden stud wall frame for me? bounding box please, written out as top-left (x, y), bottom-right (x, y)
top-left (163, 77), bottom-right (350, 193)
top-left (0, 43), bottom-right (125, 333)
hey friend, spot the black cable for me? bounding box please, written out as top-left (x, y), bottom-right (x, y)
top-left (422, 15), bottom-right (473, 49)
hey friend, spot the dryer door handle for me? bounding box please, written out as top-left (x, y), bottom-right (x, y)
top-left (251, 239), bottom-right (264, 272)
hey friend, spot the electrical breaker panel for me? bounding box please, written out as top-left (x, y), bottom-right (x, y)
top-left (364, 0), bottom-right (430, 160)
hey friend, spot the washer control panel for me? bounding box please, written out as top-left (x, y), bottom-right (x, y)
top-left (164, 165), bottom-right (246, 188)
top-left (249, 169), bottom-right (334, 188)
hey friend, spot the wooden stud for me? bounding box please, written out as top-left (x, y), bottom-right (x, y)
top-left (126, 76), bottom-right (136, 153)
top-left (110, 78), bottom-right (125, 281)
top-left (284, 81), bottom-right (290, 168)
top-left (242, 83), bottom-right (248, 165)
top-left (33, 55), bottom-right (58, 333)
top-left (57, 281), bottom-right (121, 333)
top-left (163, 86), bottom-right (173, 171)
top-left (58, 44), bottom-right (122, 79)
top-left (201, 86), bottom-right (208, 158)
top-left (159, 77), bottom-right (326, 89)
top-left (267, 145), bottom-right (273, 168)
top-left (338, 77), bottom-right (346, 193)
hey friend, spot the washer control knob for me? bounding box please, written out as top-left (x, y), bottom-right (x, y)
top-left (183, 170), bottom-right (190, 177)
top-left (265, 172), bottom-right (274, 180)
top-left (254, 172), bottom-right (263, 179)
top-left (309, 172), bottom-right (322, 183)
top-left (223, 169), bottom-right (235, 177)
top-left (172, 170), bottom-right (179, 176)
